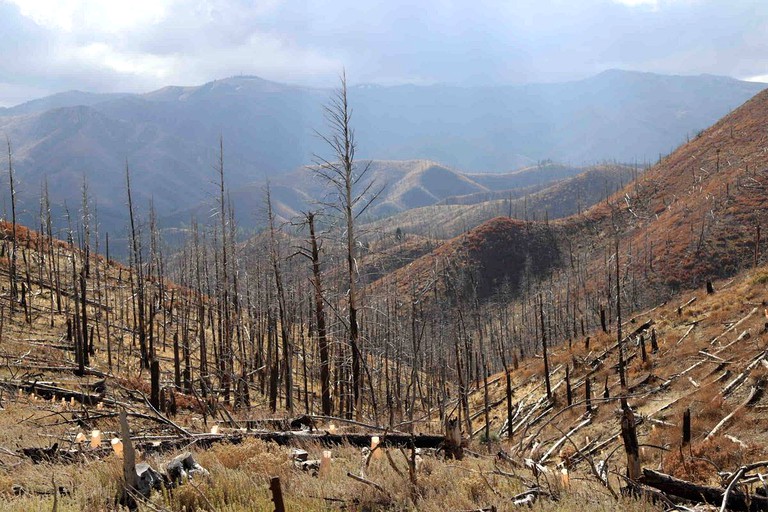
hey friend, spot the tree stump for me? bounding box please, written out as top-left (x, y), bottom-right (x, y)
top-left (443, 417), bottom-right (464, 460)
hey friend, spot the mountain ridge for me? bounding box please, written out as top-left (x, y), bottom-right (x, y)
top-left (0, 69), bottom-right (764, 239)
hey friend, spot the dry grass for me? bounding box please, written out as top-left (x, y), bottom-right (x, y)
top-left (0, 438), bottom-right (666, 511)
top-left (661, 436), bottom-right (766, 484)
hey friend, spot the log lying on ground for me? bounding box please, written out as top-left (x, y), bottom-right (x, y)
top-left (17, 430), bottom-right (452, 462)
top-left (0, 379), bottom-right (104, 405)
top-left (0, 363), bottom-right (108, 378)
top-left (640, 468), bottom-right (768, 511)
top-left (711, 307), bottom-right (759, 346)
top-left (208, 431), bottom-right (448, 450)
top-left (706, 380), bottom-right (762, 440)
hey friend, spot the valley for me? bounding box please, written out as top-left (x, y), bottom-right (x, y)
top-left (0, 72), bottom-right (765, 512)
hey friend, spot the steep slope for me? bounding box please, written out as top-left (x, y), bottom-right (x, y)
top-left (576, 85), bottom-right (768, 292)
top-left (0, 106), bottom-right (228, 230)
top-left (348, 70), bottom-right (764, 169)
top-left (372, 87), bottom-right (768, 305)
top-left (373, 217), bottom-right (563, 300)
top-left (468, 262), bottom-right (768, 486)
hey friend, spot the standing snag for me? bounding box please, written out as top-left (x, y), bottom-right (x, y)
top-left (313, 70), bottom-right (383, 418)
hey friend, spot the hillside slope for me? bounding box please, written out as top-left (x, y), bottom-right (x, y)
top-left (469, 263), bottom-right (768, 486)
top-left (363, 164), bottom-right (636, 240)
top-left (373, 87), bottom-right (768, 304)
top-left (170, 160), bottom-right (587, 228)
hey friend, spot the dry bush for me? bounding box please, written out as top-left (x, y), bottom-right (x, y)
top-left (662, 435), bottom-right (765, 483)
top-left (752, 272), bottom-right (768, 286)
top-left (689, 384), bottom-right (727, 425)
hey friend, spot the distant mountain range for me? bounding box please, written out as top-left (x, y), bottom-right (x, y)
top-left (0, 70), bottom-right (763, 237)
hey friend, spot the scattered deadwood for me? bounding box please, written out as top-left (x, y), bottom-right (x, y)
top-left (676, 323), bottom-right (696, 345)
top-left (640, 468), bottom-right (768, 511)
top-left (251, 431), bottom-right (447, 449)
top-left (678, 296), bottom-right (697, 314)
top-left (538, 415), bottom-right (592, 465)
top-left (20, 443), bottom-right (69, 464)
top-left (0, 363), bottom-right (107, 378)
top-left (719, 461), bottom-right (768, 512)
top-left (711, 307), bottom-right (759, 346)
top-left (511, 488), bottom-right (553, 507)
top-left (580, 320), bottom-right (653, 382)
top-left (722, 352), bottom-right (766, 397)
top-left (627, 372), bottom-right (654, 393)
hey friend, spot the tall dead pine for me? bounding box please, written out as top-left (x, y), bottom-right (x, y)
top-left (6, 139), bottom-right (18, 312)
top-left (298, 211), bottom-right (331, 415)
top-left (616, 239), bottom-right (626, 389)
top-left (314, 71), bottom-right (382, 418)
top-left (539, 295), bottom-right (552, 401)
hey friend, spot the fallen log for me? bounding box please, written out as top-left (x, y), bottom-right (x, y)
top-left (0, 379), bottom-right (104, 405)
top-left (346, 471), bottom-right (390, 497)
top-left (247, 431), bottom-right (448, 449)
top-left (538, 416), bottom-right (592, 465)
top-left (722, 352), bottom-right (766, 397)
top-left (640, 468), bottom-right (768, 511)
top-left (711, 308), bottom-right (759, 346)
top-left (706, 380), bottom-right (762, 440)
top-left (15, 430), bottom-right (452, 464)
top-left (139, 431), bottom-right (451, 454)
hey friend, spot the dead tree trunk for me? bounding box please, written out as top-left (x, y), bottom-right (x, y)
top-left (307, 212), bottom-right (331, 416)
top-left (150, 359), bottom-right (160, 410)
top-left (539, 295), bottom-right (552, 401)
top-left (682, 408), bottom-right (691, 447)
top-left (621, 404), bottom-right (640, 481)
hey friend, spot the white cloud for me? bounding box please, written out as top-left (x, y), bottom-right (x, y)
top-left (0, 0), bottom-right (338, 98)
top-left (67, 42), bottom-right (178, 78)
top-left (0, 0), bottom-right (766, 106)
top-left (611, 0), bottom-right (659, 7)
top-left (610, 0), bottom-right (697, 9)
top-left (6, 0), bottom-right (172, 33)
top-left (745, 74), bottom-right (768, 84)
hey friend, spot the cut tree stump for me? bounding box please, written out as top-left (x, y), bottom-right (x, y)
top-left (621, 404), bottom-right (640, 481)
top-left (270, 477), bottom-right (285, 512)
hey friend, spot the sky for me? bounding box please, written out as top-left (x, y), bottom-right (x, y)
top-left (0, 0), bottom-right (767, 106)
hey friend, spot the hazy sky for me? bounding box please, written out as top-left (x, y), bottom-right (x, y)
top-left (1, 0), bottom-right (767, 106)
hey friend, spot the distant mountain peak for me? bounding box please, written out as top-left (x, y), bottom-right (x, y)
top-left (220, 75), bottom-right (268, 82)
